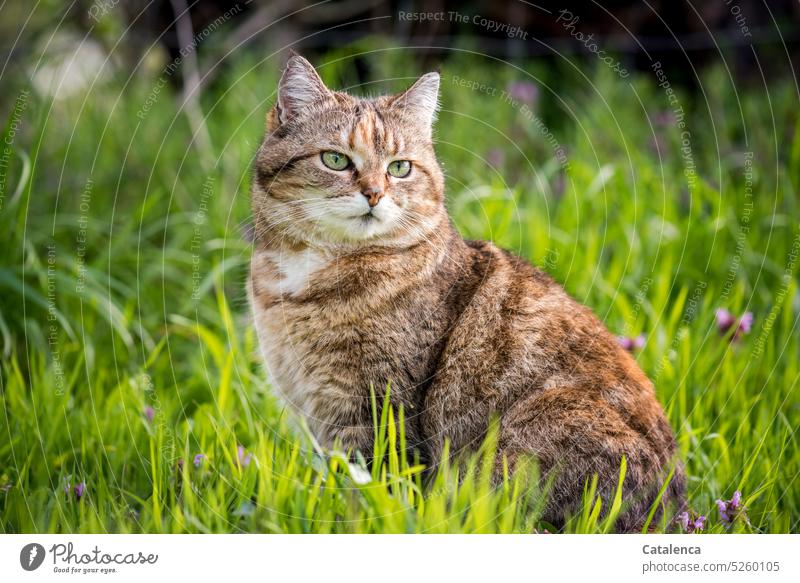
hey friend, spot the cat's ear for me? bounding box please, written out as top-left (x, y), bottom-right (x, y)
top-left (275, 55), bottom-right (332, 125)
top-left (391, 72), bottom-right (440, 131)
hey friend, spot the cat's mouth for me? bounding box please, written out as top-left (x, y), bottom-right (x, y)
top-left (326, 203), bottom-right (401, 242)
top-left (353, 210), bottom-right (379, 221)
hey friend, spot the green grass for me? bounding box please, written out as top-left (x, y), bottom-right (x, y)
top-left (1, 45), bottom-right (798, 533)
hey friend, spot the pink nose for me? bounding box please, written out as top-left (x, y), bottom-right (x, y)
top-left (361, 185), bottom-right (384, 207)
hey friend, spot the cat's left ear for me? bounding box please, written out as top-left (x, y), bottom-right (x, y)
top-left (391, 72), bottom-right (440, 132)
top-left (274, 54), bottom-right (333, 125)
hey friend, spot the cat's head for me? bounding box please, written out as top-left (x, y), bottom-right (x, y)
top-left (252, 55), bottom-right (445, 249)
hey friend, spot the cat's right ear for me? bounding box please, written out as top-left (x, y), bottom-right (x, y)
top-left (271, 55), bottom-right (332, 128)
top-left (390, 72), bottom-right (440, 132)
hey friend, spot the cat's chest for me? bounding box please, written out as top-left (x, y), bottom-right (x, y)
top-left (256, 247), bottom-right (330, 297)
top-left (249, 246), bottom-right (447, 449)
top-left (249, 248), bottom-right (336, 412)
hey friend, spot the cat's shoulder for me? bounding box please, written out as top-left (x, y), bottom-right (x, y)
top-left (463, 238), bottom-right (558, 290)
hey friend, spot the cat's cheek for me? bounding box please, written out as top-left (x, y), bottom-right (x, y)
top-left (386, 190), bottom-right (408, 210)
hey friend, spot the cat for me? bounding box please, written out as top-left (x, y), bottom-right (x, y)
top-left (248, 55), bottom-right (684, 531)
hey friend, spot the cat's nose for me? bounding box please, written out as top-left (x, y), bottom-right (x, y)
top-left (361, 184), bottom-right (385, 207)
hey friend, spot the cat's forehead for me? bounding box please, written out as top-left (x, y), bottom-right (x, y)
top-left (317, 96), bottom-right (393, 127)
top-left (315, 95), bottom-right (418, 154)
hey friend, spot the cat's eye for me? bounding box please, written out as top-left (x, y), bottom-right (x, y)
top-left (321, 151), bottom-right (351, 171)
top-left (387, 160), bottom-right (412, 178)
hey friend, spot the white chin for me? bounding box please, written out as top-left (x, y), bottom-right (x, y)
top-left (311, 215), bottom-right (390, 243)
top-left (343, 215), bottom-right (393, 240)
top-left (308, 199), bottom-right (400, 243)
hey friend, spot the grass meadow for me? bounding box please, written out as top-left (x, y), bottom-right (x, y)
top-left (1, 44), bottom-right (798, 534)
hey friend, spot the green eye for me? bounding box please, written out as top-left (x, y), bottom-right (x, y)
top-left (387, 160), bottom-right (412, 178)
top-left (321, 151), bottom-right (350, 171)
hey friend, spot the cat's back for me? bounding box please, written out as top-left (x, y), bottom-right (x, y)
top-left (457, 239), bottom-right (647, 382)
top-left (431, 237), bottom-right (661, 419)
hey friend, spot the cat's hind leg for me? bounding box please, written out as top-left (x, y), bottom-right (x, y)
top-left (496, 386), bottom-right (683, 532)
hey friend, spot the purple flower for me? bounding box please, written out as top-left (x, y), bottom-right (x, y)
top-left (237, 445), bottom-right (253, 468)
top-left (233, 501), bottom-right (255, 517)
top-left (507, 81), bottom-right (539, 105)
top-left (144, 406), bottom-right (155, 423)
top-left (552, 171), bottom-right (566, 198)
top-left (675, 510), bottom-right (705, 533)
top-left (193, 453), bottom-right (205, 468)
top-left (716, 491), bottom-right (746, 525)
top-left (693, 515), bottom-right (706, 531)
top-left (73, 482), bottom-right (86, 501)
top-left (618, 334), bottom-right (646, 352)
top-left (715, 309), bottom-right (754, 341)
top-left (652, 110), bottom-right (676, 126)
top-left (737, 312), bottom-right (753, 336)
top-left (715, 308), bottom-right (736, 333)
top-left (486, 148), bottom-right (504, 168)
top-left (716, 499), bottom-right (730, 523)
top-left (676, 511), bottom-right (689, 531)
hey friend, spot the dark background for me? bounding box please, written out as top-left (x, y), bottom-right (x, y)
top-left (3, 0), bottom-right (799, 96)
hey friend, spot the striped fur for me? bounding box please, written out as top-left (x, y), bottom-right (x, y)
top-left (248, 56), bottom-right (684, 531)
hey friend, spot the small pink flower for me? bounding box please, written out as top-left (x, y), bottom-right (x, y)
top-left (618, 334), bottom-right (646, 352)
top-left (507, 80), bottom-right (539, 105)
top-left (736, 312), bottom-right (753, 336)
top-left (486, 148), bottom-right (504, 168)
top-left (675, 510), bottom-right (705, 533)
top-left (715, 308), bottom-right (736, 332)
top-left (676, 511), bottom-right (689, 531)
top-left (62, 477), bottom-right (86, 501)
top-left (237, 445), bottom-right (253, 468)
top-left (717, 499), bottom-right (730, 523)
top-left (716, 491), bottom-right (746, 526)
top-left (693, 515), bottom-right (706, 531)
top-left (715, 309), bottom-right (753, 341)
top-left (144, 406), bottom-right (155, 423)
top-left (652, 110), bottom-right (676, 126)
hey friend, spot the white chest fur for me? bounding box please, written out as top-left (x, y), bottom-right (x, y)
top-left (249, 247), bottom-right (332, 424)
top-left (262, 247), bottom-right (330, 297)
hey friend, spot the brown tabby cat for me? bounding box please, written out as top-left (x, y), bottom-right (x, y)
top-left (248, 55), bottom-right (684, 531)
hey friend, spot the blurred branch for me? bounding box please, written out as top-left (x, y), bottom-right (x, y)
top-left (193, 0), bottom-right (384, 95)
top-left (222, 0), bottom-right (382, 50)
top-left (293, 0), bottom-right (384, 24)
top-left (216, 0), bottom-right (297, 59)
top-left (170, 0), bottom-right (215, 170)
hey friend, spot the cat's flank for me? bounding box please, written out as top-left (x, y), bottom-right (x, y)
top-left (248, 55), bottom-right (684, 531)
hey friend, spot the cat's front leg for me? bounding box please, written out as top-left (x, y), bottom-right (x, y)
top-left (306, 386), bottom-right (375, 456)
